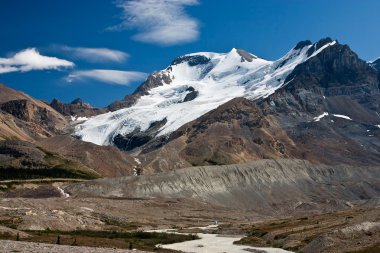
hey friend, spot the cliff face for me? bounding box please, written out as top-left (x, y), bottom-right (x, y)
top-left (50, 98), bottom-right (107, 117)
top-left (0, 83), bottom-right (69, 140)
top-left (107, 72), bottom-right (171, 111)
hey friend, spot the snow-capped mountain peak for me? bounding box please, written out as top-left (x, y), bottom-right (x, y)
top-left (75, 39), bottom-right (338, 146)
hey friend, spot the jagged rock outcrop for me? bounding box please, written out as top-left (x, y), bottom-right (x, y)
top-left (370, 57), bottom-right (380, 71)
top-left (107, 72), bottom-right (171, 111)
top-left (0, 83), bottom-right (69, 140)
top-left (50, 98), bottom-right (107, 117)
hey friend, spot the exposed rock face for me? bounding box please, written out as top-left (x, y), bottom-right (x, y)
top-left (50, 98), bottom-right (107, 117)
top-left (1, 99), bottom-right (63, 135)
top-left (0, 83), bottom-right (69, 140)
top-left (107, 72), bottom-right (171, 111)
top-left (171, 55), bottom-right (211, 66)
top-left (370, 58), bottom-right (380, 71)
top-left (65, 159), bottom-right (380, 212)
top-left (284, 40), bottom-right (379, 102)
top-left (113, 118), bottom-right (168, 151)
top-left (371, 58), bottom-right (380, 88)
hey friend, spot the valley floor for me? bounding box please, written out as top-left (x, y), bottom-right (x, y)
top-left (0, 195), bottom-right (379, 252)
top-left (0, 240), bottom-right (150, 253)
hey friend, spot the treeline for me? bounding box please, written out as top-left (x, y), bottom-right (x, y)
top-left (0, 167), bottom-right (97, 180)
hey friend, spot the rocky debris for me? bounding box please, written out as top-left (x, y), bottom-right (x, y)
top-left (0, 240), bottom-right (149, 253)
top-left (64, 159), bottom-right (380, 212)
top-left (302, 220), bottom-right (380, 253)
top-left (50, 98), bottom-right (107, 117)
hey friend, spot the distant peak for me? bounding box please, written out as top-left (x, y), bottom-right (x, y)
top-left (294, 40), bottom-right (312, 50)
top-left (51, 98), bottom-right (62, 104)
top-left (235, 49), bottom-right (257, 62)
top-left (305, 37), bottom-right (338, 57)
top-left (315, 37), bottom-right (337, 50)
top-left (370, 57), bottom-right (380, 71)
top-left (71, 98), bottom-right (84, 104)
top-left (171, 54), bottom-right (211, 66)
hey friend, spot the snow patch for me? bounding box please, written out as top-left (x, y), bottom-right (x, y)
top-left (314, 112), bottom-right (329, 122)
top-left (57, 186), bottom-right (70, 198)
top-left (332, 114), bottom-right (352, 120)
top-left (70, 115), bottom-right (89, 122)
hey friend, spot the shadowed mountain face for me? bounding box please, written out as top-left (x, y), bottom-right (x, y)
top-left (371, 58), bottom-right (380, 71)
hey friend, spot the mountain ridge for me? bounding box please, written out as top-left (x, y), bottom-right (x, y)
top-left (76, 38), bottom-right (340, 147)
top-left (72, 37), bottom-right (380, 173)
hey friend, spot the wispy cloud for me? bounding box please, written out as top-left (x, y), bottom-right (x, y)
top-left (0, 48), bottom-right (74, 74)
top-left (58, 46), bottom-right (129, 63)
top-left (66, 69), bottom-right (147, 86)
top-left (109, 0), bottom-right (200, 46)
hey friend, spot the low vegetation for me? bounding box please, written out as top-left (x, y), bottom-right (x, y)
top-left (2, 229), bottom-right (199, 252)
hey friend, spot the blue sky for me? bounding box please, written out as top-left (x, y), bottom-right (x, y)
top-left (0, 0), bottom-right (379, 107)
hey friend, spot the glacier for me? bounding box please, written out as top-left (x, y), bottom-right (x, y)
top-left (75, 41), bottom-right (337, 146)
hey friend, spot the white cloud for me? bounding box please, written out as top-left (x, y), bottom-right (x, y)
top-left (59, 46), bottom-right (129, 63)
top-left (110, 0), bottom-right (200, 46)
top-left (66, 69), bottom-right (147, 86)
top-left (0, 48), bottom-right (74, 74)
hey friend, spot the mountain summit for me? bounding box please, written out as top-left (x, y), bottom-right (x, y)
top-left (72, 38), bottom-right (380, 172)
top-left (76, 38), bottom-right (339, 146)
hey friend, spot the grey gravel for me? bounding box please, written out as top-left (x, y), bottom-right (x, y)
top-left (0, 240), bottom-right (150, 253)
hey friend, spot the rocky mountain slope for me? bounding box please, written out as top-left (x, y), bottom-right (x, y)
top-left (0, 84), bottom-right (136, 178)
top-left (370, 57), bottom-right (380, 71)
top-left (0, 140), bottom-right (99, 180)
top-left (0, 83), bottom-right (69, 140)
top-left (73, 38), bottom-right (380, 173)
top-left (50, 98), bottom-right (107, 118)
